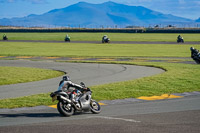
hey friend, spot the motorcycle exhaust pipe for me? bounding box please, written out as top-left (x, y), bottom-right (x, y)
top-left (59, 96), bottom-right (82, 111)
top-left (60, 95), bottom-right (71, 103)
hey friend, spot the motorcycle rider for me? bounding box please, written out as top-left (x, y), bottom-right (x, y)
top-left (58, 75), bottom-right (87, 102)
top-left (102, 35), bottom-right (108, 40)
top-left (66, 34), bottom-right (70, 39)
top-left (59, 75), bottom-right (68, 86)
top-left (177, 35), bottom-right (183, 40)
top-left (65, 34), bottom-right (70, 41)
top-left (3, 34), bottom-right (7, 40)
top-left (102, 35), bottom-right (110, 43)
top-left (190, 47), bottom-right (200, 58)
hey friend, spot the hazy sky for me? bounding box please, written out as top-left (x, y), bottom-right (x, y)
top-left (0, 0), bottom-right (200, 20)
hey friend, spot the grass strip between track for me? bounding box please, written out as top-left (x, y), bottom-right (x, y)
top-left (1, 42), bottom-right (200, 58)
top-left (0, 66), bottom-right (63, 85)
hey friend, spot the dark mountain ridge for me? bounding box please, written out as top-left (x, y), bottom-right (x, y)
top-left (0, 1), bottom-right (196, 28)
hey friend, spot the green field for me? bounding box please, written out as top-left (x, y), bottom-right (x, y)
top-left (0, 32), bottom-right (200, 108)
top-left (0, 42), bottom-right (200, 57)
top-left (0, 66), bottom-right (63, 85)
top-left (1, 32), bottom-right (200, 42)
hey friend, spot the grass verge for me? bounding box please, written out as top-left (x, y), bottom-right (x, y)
top-left (1, 42), bottom-right (200, 57)
top-left (0, 66), bottom-right (64, 85)
top-left (92, 61), bottom-right (200, 101)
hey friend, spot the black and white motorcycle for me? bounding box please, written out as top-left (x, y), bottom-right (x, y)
top-left (177, 35), bottom-right (184, 43)
top-left (102, 35), bottom-right (110, 43)
top-left (190, 47), bottom-right (200, 64)
top-left (3, 35), bottom-right (8, 40)
top-left (64, 35), bottom-right (70, 42)
top-left (50, 82), bottom-right (101, 116)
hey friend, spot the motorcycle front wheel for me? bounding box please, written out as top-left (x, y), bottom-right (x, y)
top-left (57, 101), bottom-right (74, 117)
top-left (90, 99), bottom-right (101, 114)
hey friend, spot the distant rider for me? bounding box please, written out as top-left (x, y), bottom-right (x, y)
top-left (190, 47), bottom-right (200, 58)
top-left (102, 35), bottom-right (108, 40)
top-left (66, 34), bottom-right (70, 39)
top-left (3, 34), bottom-right (7, 40)
top-left (177, 35), bottom-right (183, 40)
top-left (64, 34), bottom-right (70, 42)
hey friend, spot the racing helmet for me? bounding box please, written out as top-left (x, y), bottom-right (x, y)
top-left (190, 47), bottom-right (194, 51)
top-left (63, 75), bottom-right (70, 81)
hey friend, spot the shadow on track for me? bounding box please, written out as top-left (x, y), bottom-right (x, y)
top-left (0, 113), bottom-right (60, 118)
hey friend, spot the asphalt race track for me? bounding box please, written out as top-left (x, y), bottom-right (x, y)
top-left (1, 40), bottom-right (200, 44)
top-left (0, 58), bottom-right (200, 132)
top-left (0, 95), bottom-right (200, 133)
top-left (0, 60), bottom-right (164, 99)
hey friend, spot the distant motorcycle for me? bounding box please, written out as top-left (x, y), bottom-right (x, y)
top-left (50, 82), bottom-right (101, 116)
top-left (102, 35), bottom-right (110, 43)
top-left (3, 36), bottom-right (8, 40)
top-left (190, 47), bottom-right (200, 64)
top-left (65, 35), bottom-right (70, 42)
top-left (177, 36), bottom-right (184, 43)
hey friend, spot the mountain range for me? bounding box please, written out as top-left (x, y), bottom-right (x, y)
top-left (0, 1), bottom-right (198, 28)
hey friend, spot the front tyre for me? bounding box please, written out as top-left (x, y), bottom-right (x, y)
top-left (90, 100), bottom-right (101, 114)
top-left (57, 101), bottom-right (74, 117)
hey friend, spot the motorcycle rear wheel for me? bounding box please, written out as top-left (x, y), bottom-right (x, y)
top-left (90, 100), bottom-right (101, 114)
top-left (57, 101), bottom-right (74, 117)
top-left (194, 59), bottom-right (200, 64)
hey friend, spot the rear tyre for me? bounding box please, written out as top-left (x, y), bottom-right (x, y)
top-left (57, 101), bottom-right (74, 117)
top-left (194, 59), bottom-right (200, 64)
